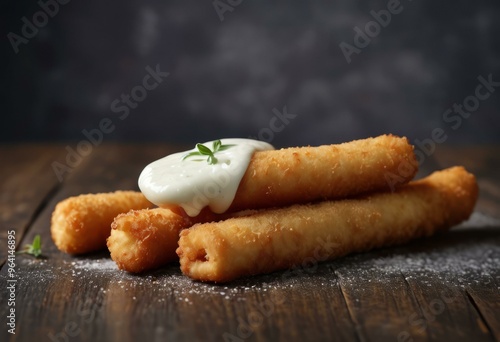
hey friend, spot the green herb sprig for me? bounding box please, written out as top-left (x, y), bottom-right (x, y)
top-left (17, 234), bottom-right (42, 258)
top-left (182, 140), bottom-right (235, 165)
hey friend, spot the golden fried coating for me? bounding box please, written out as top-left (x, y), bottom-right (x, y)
top-left (108, 207), bottom-right (255, 273)
top-left (51, 191), bottom-right (153, 254)
top-left (177, 166), bottom-right (478, 283)
top-left (108, 208), bottom-right (188, 273)
top-left (225, 134), bottom-right (418, 212)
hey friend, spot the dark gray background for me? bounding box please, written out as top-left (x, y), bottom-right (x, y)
top-left (2, 0), bottom-right (499, 148)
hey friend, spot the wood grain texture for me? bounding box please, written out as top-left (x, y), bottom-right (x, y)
top-left (0, 144), bottom-right (499, 342)
top-left (434, 145), bottom-right (500, 219)
top-left (0, 144), bottom-right (64, 265)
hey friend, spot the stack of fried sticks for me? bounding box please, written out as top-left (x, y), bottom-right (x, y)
top-left (51, 135), bottom-right (477, 282)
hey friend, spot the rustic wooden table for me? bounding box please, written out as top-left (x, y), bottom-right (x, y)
top-left (1, 143), bottom-right (499, 342)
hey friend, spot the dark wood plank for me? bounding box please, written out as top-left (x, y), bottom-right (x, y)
top-left (463, 230), bottom-right (500, 342)
top-left (333, 259), bottom-right (425, 341)
top-left (1, 143), bottom-right (172, 341)
top-left (0, 143), bottom-right (357, 341)
top-left (434, 146), bottom-right (500, 219)
top-left (466, 283), bottom-right (500, 342)
top-left (433, 146), bottom-right (500, 341)
top-left (331, 222), bottom-right (500, 342)
top-left (17, 143), bottom-right (187, 257)
top-left (0, 144), bottom-right (64, 265)
top-left (1, 144), bottom-right (499, 342)
top-left (390, 223), bottom-right (499, 342)
top-left (2, 256), bottom-right (363, 342)
top-left (456, 218), bottom-right (500, 341)
top-left (401, 273), bottom-right (493, 341)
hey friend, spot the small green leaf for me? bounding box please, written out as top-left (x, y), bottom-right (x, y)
top-left (182, 140), bottom-right (236, 165)
top-left (182, 151), bottom-right (203, 161)
top-left (213, 140), bottom-right (222, 152)
top-left (208, 155), bottom-right (218, 165)
top-left (217, 144), bottom-right (236, 151)
top-left (32, 235), bottom-right (41, 250)
top-left (196, 143), bottom-right (213, 156)
top-left (17, 234), bottom-right (42, 258)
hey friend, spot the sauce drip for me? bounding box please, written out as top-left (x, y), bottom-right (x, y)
top-left (138, 138), bottom-right (274, 216)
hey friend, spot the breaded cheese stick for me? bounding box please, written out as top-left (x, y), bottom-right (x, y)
top-left (177, 166), bottom-right (478, 282)
top-left (51, 191), bottom-right (153, 254)
top-left (108, 207), bottom-right (230, 273)
top-left (108, 208), bottom-right (188, 273)
top-left (226, 134), bottom-right (417, 212)
top-left (108, 207), bottom-right (257, 273)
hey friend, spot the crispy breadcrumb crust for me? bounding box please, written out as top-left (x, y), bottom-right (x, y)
top-left (51, 191), bottom-right (152, 254)
top-left (177, 167), bottom-right (478, 283)
top-left (229, 134), bottom-right (417, 211)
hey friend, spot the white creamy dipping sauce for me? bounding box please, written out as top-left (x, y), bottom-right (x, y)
top-left (138, 138), bottom-right (274, 216)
